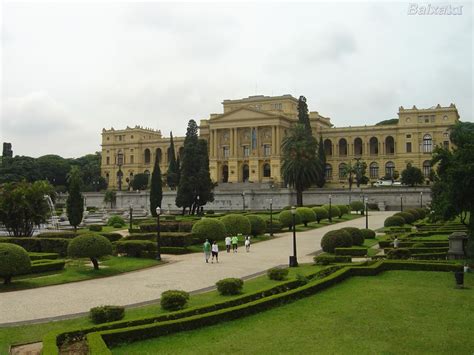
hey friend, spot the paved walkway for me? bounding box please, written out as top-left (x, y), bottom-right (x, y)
top-left (0, 212), bottom-right (393, 326)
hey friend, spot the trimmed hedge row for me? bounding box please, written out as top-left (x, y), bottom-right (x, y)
top-left (378, 240), bottom-right (449, 248)
top-left (0, 237), bottom-right (70, 256)
top-left (28, 252), bottom-right (59, 260)
top-left (36, 231), bottom-right (77, 239)
top-left (384, 247), bottom-right (449, 255)
top-left (25, 259), bottom-right (66, 274)
top-left (100, 233), bottom-right (123, 243)
top-left (139, 221), bottom-right (194, 233)
top-left (314, 254), bottom-right (351, 265)
top-left (334, 247), bottom-right (368, 256)
top-left (411, 252), bottom-right (448, 260)
top-left (123, 232), bottom-right (194, 247)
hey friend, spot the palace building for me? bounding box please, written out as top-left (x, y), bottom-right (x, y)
top-left (100, 95), bottom-right (459, 189)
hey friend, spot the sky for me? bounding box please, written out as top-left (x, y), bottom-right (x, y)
top-left (1, 1), bottom-right (473, 158)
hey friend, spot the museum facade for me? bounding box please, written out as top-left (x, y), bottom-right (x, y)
top-left (100, 95), bottom-right (459, 189)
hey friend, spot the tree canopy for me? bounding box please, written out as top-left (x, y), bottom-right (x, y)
top-left (401, 164), bottom-right (424, 187)
top-left (150, 153), bottom-right (163, 217)
top-left (167, 132), bottom-right (179, 190)
top-left (66, 166), bottom-right (84, 231)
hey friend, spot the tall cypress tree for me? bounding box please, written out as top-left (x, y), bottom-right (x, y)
top-left (150, 153), bottom-right (163, 217)
top-left (316, 135), bottom-right (326, 188)
top-left (176, 156), bottom-right (181, 187)
top-left (194, 139), bottom-right (214, 213)
top-left (66, 166), bottom-right (84, 232)
top-left (167, 132), bottom-right (178, 190)
top-left (297, 96), bottom-right (311, 133)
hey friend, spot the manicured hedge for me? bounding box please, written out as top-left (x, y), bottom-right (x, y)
top-left (384, 247), bottom-right (449, 254)
top-left (384, 216), bottom-right (405, 227)
top-left (296, 207), bottom-right (316, 226)
top-left (36, 231), bottom-right (77, 239)
top-left (267, 267), bottom-right (289, 281)
top-left (216, 278), bottom-right (244, 295)
top-left (323, 205), bottom-right (341, 219)
top-left (140, 221), bottom-right (194, 233)
top-left (312, 207), bottom-right (328, 223)
top-left (0, 244), bottom-right (31, 284)
top-left (278, 210), bottom-right (302, 230)
top-left (314, 254), bottom-right (351, 265)
top-left (90, 306), bottom-right (125, 324)
top-left (341, 227), bottom-right (364, 246)
top-left (115, 240), bottom-right (156, 258)
top-left (27, 259), bottom-right (66, 274)
top-left (349, 201), bottom-right (365, 214)
top-left (107, 215), bottom-right (125, 227)
top-left (89, 225), bottom-right (103, 232)
top-left (0, 237), bottom-right (70, 255)
top-left (221, 214), bottom-right (251, 236)
top-left (161, 290), bottom-right (190, 311)
top-left (160, 247), bottom-right (190, 255)
top-left (336, 205), bottom-right (350, 217)
top-left (123, 232), bottom-right (194, 247)
top-left (321, 229), bottom-right (352, 253)
top-left (334, 247), bottom-right (368, 256)
top-left (100, 233), bottom-right (123, 243)
top-left (27, 252), bottom-right (59, 260)
top-left (191, 218), bottom-right (227, 242)
top-left (246, 215), bottom-right (266, 236)
top-left (360, 229), bottom-right (376, 239)
top-left (411, 252), bottom-right (447, 260)
top-left (394, 212), bottom-right (415, 225)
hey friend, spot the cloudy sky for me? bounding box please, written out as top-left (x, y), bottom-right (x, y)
top-left (1, 1), bottom-right (472, 158)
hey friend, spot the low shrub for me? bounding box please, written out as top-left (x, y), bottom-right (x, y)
top-left (367, 203), bottom-right (379, 211)
top-left (415, 208), bottom-right (427, 219)
top-left (100, 233), bottom-right (123, 243)
top-left (278, 210), bottom-right (302, 230)
top-left (160, 247), bottom-right (189, 255)
top-left (123, 232), bottom-right (194, 247)
top-left (314, 254), bottom-right (351, 265)
top-left (321, 229), bottom-right (352, 253)
top-left (323, 205), bottom-right (341, 219)
top-left (0, 243), bottom-right (31, 284)
top-left (216, 278), bottom-right (243, 295)
top-left (67, 234), bottom-right (113, 269)
top-left (191, 218), bottom-right (227, 242)
top-left (313, 207), bottom-right (328, 223)
top-left (39, 238), bottom-right (70, 256)
top-left (90, 306), bottom-right (125, 324)
top-left (220, 214), bottom-right (251, 236)
top-left (89, 225), bottom-right (103, 232)
top-left (350, 201), bottom-right (365, 214)
top-left (160, 290), bottom-right (190, 311)
top-left (107, 215), bottom-right (125, 227)
top-left (115, 240), bottom-right (156, 258)
top-left (342, 227), bottom-right (364, 246)
top-left (360, 229), bottom-right (376, 239)
top-left (206, 210), bottom-right (215, 215)
top-left (405, 209), bottom-right (421, 221)
top-left (267, 267), bottom-right (289, 281)
top-left (384, 216), bottom-right (405, 227)
top-left (394, 212), bottom-right (415, 225)
top-left (265, 219), bottom-right (283, 234)
top-left (27, 252), bottom-right (59, 260)
top-left (28, 259), bottom-right (66, 274)
top-left (336, 205), bottom-right (350, 217)
top-left (386, 248), bottom-right (411, 259)
top-left (334, 247), bottom-right (368, 256)
top-left (246, 215), bottom-right (266, 236)
top-left (296, 207), bottom-right (316, 226)
top-left (36, 231), bottom-right (77, 239)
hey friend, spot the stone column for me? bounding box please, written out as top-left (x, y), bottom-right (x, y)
top-left (234, 128), bottom-right (239, 157)
top-left (272, 126), bottom-right (276, 155)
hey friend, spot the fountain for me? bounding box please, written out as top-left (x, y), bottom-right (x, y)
top-left (44, 195), bottom-right (60, 230)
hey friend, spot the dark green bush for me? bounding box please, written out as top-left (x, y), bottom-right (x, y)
top-left (386, 248), bottom-right (411, 259)
top-left (321, 229), bottom-right (352, 253)
top-left (384, 216), bottom-right (406, 227)
top-left (265, 219), bottom-right (283, 233)
top-left (67, 234), bottom-right (113, 269)
top-left (90, 306), bottom-right (125, 324)
top-left (27, 252), bottom-right (59, 260)
top-left (28, 259), bottom-right (65, 274)
top-left (39, 238), bottom-right (70, 256)
top-left (415, 208), bottom-right (427, 219)
top-left (0, 243), bottom-right (31, 284)
top-left (394, 212), bottom-right (414, 225)
top-left (314, 254), bottom-right (351, 265)
top-left (220, 214), bottom-right (251, 236)
top-left (336, 205), bottom-right (350, 217)
top-left (350, 201), bottom-right (365, 214)
top-left (160, 290), bottom-right (190, 311)
top-left (115, 240), bottom-right (156, 257)
top-left (216, 278), bottom-right (244, 295)
top-left (36, 231), bottom-right (77, 239)
top-left (246, 215), bottom-right (266, 236)
top-left (278, 210), bottom-right (302, 230)
top-left (323, 205), bottom-right (341, 219)
top-left (405, 209), bottom-right (421, 221)
top-left (367, 203), bottom-right (379, 211)
top-left (267, 267), bottom-right (289, 281)
top-left (100, 233), bottom-right (123, 242)
top-left (107, 215), bottom-right (125, 227)
top-left (89, 225), bottom-right (103, 232)
top-left (206, 210), bottom-right (215, 215)
top-left (296, 207), bottom-right (316, 226)
top-left (360, 229), bottom-right (376, 239)
top-left (342, 227), bottom-right (364, 246)
top-left (334, 247), bottom-right (368, 256)
top-left (191, 218), bottom-right (227, 242)
top-left (312, 207), bottom-right (328, 223)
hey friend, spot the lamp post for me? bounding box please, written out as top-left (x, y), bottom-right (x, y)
top-left (269, 198), bottom-right (273, 237)
top-left (241, 192), bottom-right (246, 211)
top-left (289, 206), bottom-right (298, 267)
top-left (196, 195), bottom-right (200, 215)
top-left (365, 197), bottom-right (369, 229)
top-left (117, 151), bottom-right (124, 191)
top-left (129, 204), bottom-right (133, 230)
top-left (400, 194), bottom-right (403, 212)
top-left (420, 191), bottom-right (423, 208)
top-left (155, 206), bottom-right (162, 261)
top-left (328, 194), bottom-right (332, 223)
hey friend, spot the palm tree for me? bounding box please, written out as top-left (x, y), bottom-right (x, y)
top-left (282, 124), bottom-right (322, 206)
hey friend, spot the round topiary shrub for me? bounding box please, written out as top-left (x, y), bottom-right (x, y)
top-left (160, 290), bottom-right (190, 311)
top-left (405, 209), bottom-right (421, 221)
top-left (337, 205), bottom-right (350, 217)
top-left (321, 229), bottom-right (353, 253)
top-left (0, 244), bottom-right (31, 285)
top-left (342, 227), bottom-right (364, 246)
top-left (313, 207), bottom-right (328, 223)
top-left (216, 278), bottom-right (244, 295)
top-left (415, 208), bottom-right (427, 219)
top-left (328, 206), bottom-right (341, 219)
top-left (278, 210), bottom-right (302, 230)
top-left (296, 207), bottom-right (316, 226)
top-left (247, 215), bottom-right (266, 236)
top-left (386, 248), bottom-right (411, 259)
top-left (220, 214), bottom-right (251, 236)
top-left (394, 212), bottom-right (414, 225)
top-left (89, 225), bottom-right (103, 232)
top-left (349, 201), bottom-right (365, 214)
top-left (67, 234), bottom-right (113, 270)
top-left (107, 215), bottom-right (125, 227)
top-left (384, 216), bottom-right (406, 227)
top-left (90, 305), bottom-right (125, 324)
top-left (267, 267), bottom-right (289, 281)
top-left (191, 218), bottom-right (227, 242)
top-left (360, 228), bottom-right (376, 239)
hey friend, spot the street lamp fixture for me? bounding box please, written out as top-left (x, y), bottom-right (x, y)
top-left (269, 198), bottom-right (274, 237)
top-left (117, 151), bottom-right (124, 191)
top-left (155, 206), bottom-right (162, 261)
top-left (328, 194), bottom-right (332, 223)
top-left (420, 191), bottom-right (423, 208)
top-left (241, 192), bottom-right (246, 211)
top-left (400, 194), bottom-right (403, 212)
top-left (129, 204), bottom-right (133, 230)
top-left (289, 206), bottom-right (298, 267)
top-left (365, 197), bottom-right (369, 229)
top-left (196, 195), bottom-right (200, 215)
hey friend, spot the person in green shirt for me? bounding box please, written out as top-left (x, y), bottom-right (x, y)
top-left (203, 239), bottom-right (211, 263)
top-left (231, 234), bottom-right (239, 253)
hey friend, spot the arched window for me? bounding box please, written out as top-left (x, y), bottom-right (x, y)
top-left (385, 136), bottom-right (395, 155)
top-left (369, 162), bottom-right (379, 179)
top-left (144, 149), bottom-right (151, 164)
top-left (263, 163), bottom-right (271, 178)
top-left (385, 161), bottom-right (395, 178)
top-left (324, 139), bottom-right (333, 156)
top-left (369, 137), bottom-right (379, 155)
top-left (242, 164), bottom-right (249, 182)
top-left (339, 163), bottom-right (347, 179)
top-left (423, 160), bottom-right (431, 177)
top-left (156, 148), bottom-right (162, 163)
top-left (354, 138), bottom-right (363, 156)
top-left (222, 165), bottom-right (229, 183)
top-left (423, 134), bottom-right (432, 153)
top-left (105, 172), bottom-right (109, 183)
top-left (325, 164), bottom-right (333, 180)
top-left (339, 138), bottom-right (348, 156)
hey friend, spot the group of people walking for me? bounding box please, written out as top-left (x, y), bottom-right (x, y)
top-left (203, 233), bottom-right (251, 263)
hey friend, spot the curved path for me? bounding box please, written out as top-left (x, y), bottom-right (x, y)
top-left (0, 212), bottom-right (393, 326)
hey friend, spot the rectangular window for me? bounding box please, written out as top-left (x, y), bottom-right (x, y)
top-left (406, 142), bottom-right (412, 153)
top-left (243, 146), bottom-right (249, 157)
top-left (406, 134), bottom-right (411, 138)
top-left (118, 136), bottom-right (122, 141)
top-left (106, 157), bottom-right (110, 165)
top-left (263, 144), bottom-right (271, 156)
top-left (223, 146), bottom-right (229, 158)
top-left (130, 155), bottom-right (134, 164)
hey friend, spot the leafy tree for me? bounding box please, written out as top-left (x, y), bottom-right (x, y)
top-left (167, 132), bottom-right (179, 190)
top-left (131, 173), bottom-right (149, 191)
top-left (0, 156), bottom-right (41, 183)
top-left (341, 162), bottom-right (356, 190)
top-left (72, 153), bottom-right (106, 191)
top-left (297, 96), bottom-right (311, 132)
top-left (353, 159), bottom-right (368, 187)
top-left (282, 124), bottom-right (322, 206)
top-left (431, 122), bottom-right (474, 256)
top-left (103, 190), bottom-right (116, 208)
top-left (176, 156), bottom-right (181, 187)
top-left (36, 155), bottom-right (71, 187)
top-left (67, 234), bottom-right (113, 270)
top-left (66, 166), bottom-right (84, 231)
top-left (0, 180), bottom-right (55, 237)
top-left (193, 139), bottom-right (215, 214)
top-left (316, 135), bottom-right (326, 188)
top-left (150, 153), bottom-right (163, 217)
top-left (401, 164), bottom-right (424, 187)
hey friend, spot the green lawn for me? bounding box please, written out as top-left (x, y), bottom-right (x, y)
top-left (113, 271), bottom-right (474, 355)
top-left (0, 256), bottom-right (161, 292)
top-left (0, 264), bottom-right (321, 353)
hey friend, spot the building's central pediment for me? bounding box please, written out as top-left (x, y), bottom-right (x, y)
top-left (210, 107), bottom-right (288, 123)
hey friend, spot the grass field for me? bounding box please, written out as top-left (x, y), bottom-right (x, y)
top-left (113, 271), bottom-right (474, 355)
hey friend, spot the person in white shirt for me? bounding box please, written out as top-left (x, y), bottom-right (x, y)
top-left (211, 240), bottom-right (219, 263)
top-left (245, 236), bottom-right (251, 252)
top-left (225, 236), bottom-right (231, 253)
